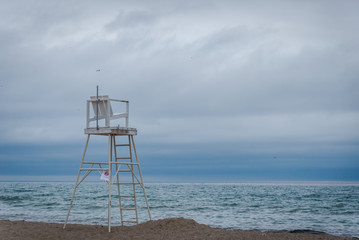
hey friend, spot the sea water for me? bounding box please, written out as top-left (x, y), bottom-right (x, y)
top-left (0, 182), bottom-right (358, 237)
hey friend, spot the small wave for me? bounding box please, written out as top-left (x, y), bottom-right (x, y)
top-left (33, 202), bottom-right (58, 207)
top-left (187, 207), bottom-right (208, 211)
top-left (146, 205), bottom-right (168, 209)
top-left (33, 193), bottom-right (55, 197)
top-left (0, 195), bottom-right (32, 202)
top-left (13, 189), bottom-right (34, 193)
top-left (82, 205), bottom-right (104, 210)
top-left (221, 203), bottom-right (239, 207)
top-left (288, 229), bottom-right (327, 235)
top-left (303, 194), bottom-right (322, 199)
top-left (334, 203), bottom-right (345, 208)
top-left (249, 204), bottom-right (261, 208)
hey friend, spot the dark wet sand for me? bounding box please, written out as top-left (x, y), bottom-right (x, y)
top-left (0, 218), bottom-right (356, 240)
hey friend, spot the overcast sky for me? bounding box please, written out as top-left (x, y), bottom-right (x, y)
top-left (1, 0), bottom-right (358, 181)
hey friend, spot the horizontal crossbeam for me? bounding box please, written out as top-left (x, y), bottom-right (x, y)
top-left (119, 195), bottom-right (135, 198)
top-left (112, 182), bottom-right (140, 185)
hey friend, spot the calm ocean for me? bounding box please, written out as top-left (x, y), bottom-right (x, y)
top-left (0, 182), bottom-right (358, 237)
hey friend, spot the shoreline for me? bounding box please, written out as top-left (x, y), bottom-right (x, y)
top-left (1, 179), bottom-right (359, 184)
top-left (1, 218), bottom-right (357, 240)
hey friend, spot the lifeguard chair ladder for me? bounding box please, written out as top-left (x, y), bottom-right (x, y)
top-left (63, 95), bottom-right (151, 232)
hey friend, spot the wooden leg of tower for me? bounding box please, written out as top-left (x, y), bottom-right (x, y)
top-left (113, 136), bottom-right (123, 225)
top-left (108, 134), bottom-right (112, 232)
top-left (64, 134), bottom-right (91, 229)
top-left (130, 135), bottom-right (152, 220)
top-left (128, 135), bottom-right (139, 223)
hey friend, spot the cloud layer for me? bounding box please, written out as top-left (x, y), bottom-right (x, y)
top-left (1, 0), bottom-right (358, 180)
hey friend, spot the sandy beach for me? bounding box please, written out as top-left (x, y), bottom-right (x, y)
top-left (0, 218), bottom-right (356, 240)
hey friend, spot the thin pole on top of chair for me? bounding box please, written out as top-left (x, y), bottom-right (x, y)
top-left (96, 85), bottom-right (99, 130)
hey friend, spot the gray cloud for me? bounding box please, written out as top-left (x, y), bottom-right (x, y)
top-left (106, 10), bottom-right (156, 31)
top-left (0, 0), bottom-right (358, 171)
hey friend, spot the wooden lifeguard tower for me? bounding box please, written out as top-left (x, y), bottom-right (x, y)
top-left (63, 94), bottom-right (151, 232)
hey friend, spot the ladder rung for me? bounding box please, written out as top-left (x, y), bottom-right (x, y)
top-left (81, 162), bottom-right (133, 165)
top-left (80, 168), bottom-right (104, 171)
top-left (80, 168), bottom-right (137, 172)
top-left (116, 157), bottom-right (131, 160)
top-left (122, 220), bottom-right (137, 223)
top-left (122, 208), bottom-right (136, 210)
top-left (116, 162), bottom-right (139, 165)
top-left (82, 162), bottom-right (109, 165)
top-left (119, 195), bottom-right (135, 198)
top-left (112, 182), bottom-right (140, 185)
top-left (115, 144), bottom-right (130, 147)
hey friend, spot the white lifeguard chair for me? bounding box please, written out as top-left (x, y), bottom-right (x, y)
top-left (64, 95), bottom-right (151, 232)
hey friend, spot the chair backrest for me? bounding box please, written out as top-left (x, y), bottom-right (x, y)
top-left (90, 95), bottom-right (113, 118)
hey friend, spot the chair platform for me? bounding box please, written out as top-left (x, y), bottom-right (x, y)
top-left (85, 127), bottom-right (137, 136)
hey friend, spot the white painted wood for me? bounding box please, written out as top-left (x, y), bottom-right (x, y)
top-left (113, 136), bottom-right (123, 225)
top-left (87, 96), bottom-right (129, 128)
top-left (86, 101), bottom-right (90, 128)
top-left (64, 134), bottom-right (91, 229)
top-left (131, 135), bottom-right (152, 221)
top-left (64, 95), bottom-right (151, 232)
top-left (108, 135), bottom-right (112, 232)
top-left (85, 127), bottom-right (137, 136)
top-left (128, 135), bottom-right (139, 224)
